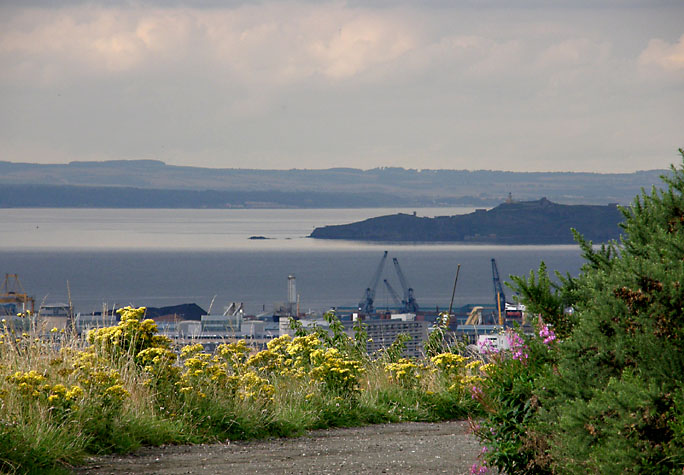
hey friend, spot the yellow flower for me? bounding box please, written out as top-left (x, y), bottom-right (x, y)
top-left (66, 386), bottom-right (84, 400)
top-left (105, 384), bottom-right (129, 399)
top-left (465, 360), bottom-right (483, 370)
top-left (180, 343), bottom-right (204, 358)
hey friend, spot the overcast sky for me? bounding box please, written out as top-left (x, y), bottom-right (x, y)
top-left (1, 1), bottom-right (682, 172)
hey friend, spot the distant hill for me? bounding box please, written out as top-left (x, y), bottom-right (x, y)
top-left (309, 198), bottom-right (624, 244)
top-left (0, 160), bottom-right (669, 208)
top-left (0, 184), bottom-right (441, 209)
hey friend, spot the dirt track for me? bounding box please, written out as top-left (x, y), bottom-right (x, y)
top-left (76, 420), bottom-right (482, 474)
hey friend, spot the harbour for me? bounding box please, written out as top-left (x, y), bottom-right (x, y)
top-left (1, 207), bottom-right (585, 355)
top-left (0, 246), bottom-right (581, 319)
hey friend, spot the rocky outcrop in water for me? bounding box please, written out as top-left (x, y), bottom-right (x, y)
top-left (309, 198), bottom-right (623, 244)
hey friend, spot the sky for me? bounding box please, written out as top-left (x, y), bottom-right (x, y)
top-left (0, 1), bottom-right (683, 172)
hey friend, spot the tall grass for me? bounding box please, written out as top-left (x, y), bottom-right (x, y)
top-left (0, 308), bottom-right (483, 473)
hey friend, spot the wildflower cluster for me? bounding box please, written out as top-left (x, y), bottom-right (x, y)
top-left (477, 338), bottom-right (498, 354)
top-left (505, 331), bottom-right (528, 362)
top-left (385, 358), bottom-right (423, 389)
top-left (431, 352), bottom-right (467, 375)
top-left (430, 353), bottom-right (484, 395)
top-left (70, 349), bottom-right (130, 407)
top-left (174, 342), bottom-right (276, 403)
top-left (0, 305), bottom-right (488, 472)
top-left (310, 347), bottom-right (364, 393)
top-left (88, 306), bottom-right (173, 362)
top-left (538, 316), bottom-right (556, 345)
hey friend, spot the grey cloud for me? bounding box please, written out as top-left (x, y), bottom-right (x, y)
top-left (3, 0), bottom-right (684, 7)
top-left (0, 0), bottom-right (682, 172)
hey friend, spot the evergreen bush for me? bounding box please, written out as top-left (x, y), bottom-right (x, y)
top-left (473, 150), bottom-right (684, 473)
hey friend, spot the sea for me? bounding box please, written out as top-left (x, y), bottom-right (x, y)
top-left (0, 208), bottom-right (585, 315)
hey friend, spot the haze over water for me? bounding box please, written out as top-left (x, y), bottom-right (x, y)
top-left (0, 208), bottom-right (584, 315)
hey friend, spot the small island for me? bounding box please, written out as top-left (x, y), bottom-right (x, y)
top-left (309, 198), bottom-right (623, 244)
top-left (248, 235), bottom-right (271, 240)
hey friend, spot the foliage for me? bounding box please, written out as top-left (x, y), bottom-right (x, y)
top-left (381, 332), bottom-right (412, 363)
top-left (424, 312), bottom-right (450, 357)
top-left (472, 150), bottom-right (684, 474)
top-left (470, 324), bottom-right (557, 474)
top-left (508, 262), bottom-right (578, 339)
top-left (0, 306), bottom-right (483, 473)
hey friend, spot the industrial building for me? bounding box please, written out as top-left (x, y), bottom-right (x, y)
top-left (360, 319), bottom-right (430, 358)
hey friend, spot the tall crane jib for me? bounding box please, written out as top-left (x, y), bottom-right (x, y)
top-left (358, 251), bottom-right (388, 314)
top-left (491, 258), bottom-right (506, 325)
top-left (392, 258), bottom-right (419, 313)
top-left (383, 279), bottom-right (403, 308)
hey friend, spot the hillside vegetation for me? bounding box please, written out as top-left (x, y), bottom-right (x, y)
top-left (0, 160), bottom-right (667, 207)
top-left (470, 150), bottom-right (684, 473)
top-left (310, 198), bottom-right (623, 244)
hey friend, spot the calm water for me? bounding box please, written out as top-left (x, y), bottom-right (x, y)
top-left (0, 208), bottom-right (584, 314)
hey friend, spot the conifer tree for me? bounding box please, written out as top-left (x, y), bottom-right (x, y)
top-left (533, 150), bottom-right (684, 473)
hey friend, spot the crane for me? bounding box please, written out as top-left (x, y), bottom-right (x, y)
top-left (491, 258), bottom-right (506, 325)
top-left (0, 274), bottom-right (35, 316)
top-left (358, 251), bottom-right (388, 314)
top-left (392, 257), bottom-right (419, 313)
top-left (383, 279), bottom-right (403, 308)
top-left (465, 306), bottom-right (484, 325)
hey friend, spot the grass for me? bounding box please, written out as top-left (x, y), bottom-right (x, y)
top-left (0, 308), bottom-right (484, 473)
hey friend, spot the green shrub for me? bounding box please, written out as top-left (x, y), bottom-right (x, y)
top-left (473, 150), bottom-right (684, 474)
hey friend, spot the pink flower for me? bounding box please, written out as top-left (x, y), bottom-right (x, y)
top-left (538, 317), bottom-right (556, 345)
top-left (470, 462), bottom-right (489, 474)
top-left (478, 338), bottom-right (499, 354)
top-left (506, 331), bottom-right (529, 361)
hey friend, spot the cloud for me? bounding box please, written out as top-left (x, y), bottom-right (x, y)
top-left (639, 33), bottom-right (684, 72)
top-left (0, 4), bottom-right (420, 86)
top-left (0, 1), bottom-right (682, 172)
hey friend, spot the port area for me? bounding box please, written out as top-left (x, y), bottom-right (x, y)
top-left (147, 304), bottom-right (528, 359)
top-left (1, 298), bottom-right (528, 360)
top-left (3, 254), bottom-right (531, 359)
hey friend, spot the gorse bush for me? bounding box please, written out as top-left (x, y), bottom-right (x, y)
top-left (471, 150), bottom-right (684, 474)
top-left (0, 308), bottom-right (482, 473)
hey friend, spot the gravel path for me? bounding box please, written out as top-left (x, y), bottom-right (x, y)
top-left (76, 420), bottom-right (482, 474)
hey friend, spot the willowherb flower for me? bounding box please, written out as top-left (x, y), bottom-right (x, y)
top-left (505, 331), bottom-right (528, 361)
top-left (478, 338), bottom-right (501, 355)
top-left (538, 317), bottom-right (556, 344)
top-left (470, 462), bottom-right (489, 474)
